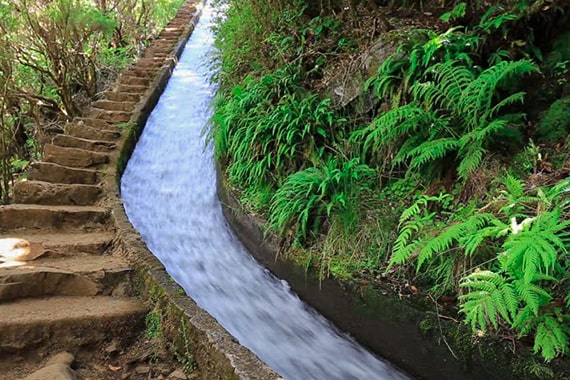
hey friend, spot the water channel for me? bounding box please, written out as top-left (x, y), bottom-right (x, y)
top-left (121, 2), bottom-right (411, 379)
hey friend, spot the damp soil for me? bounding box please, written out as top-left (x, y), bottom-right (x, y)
top-left (0, 333), bottom-right (200, 380)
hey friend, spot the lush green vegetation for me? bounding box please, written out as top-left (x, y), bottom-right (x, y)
top-left (211, 0), bottom-right (570, 365)
top-left (0, 0), bottom-right (184, 203)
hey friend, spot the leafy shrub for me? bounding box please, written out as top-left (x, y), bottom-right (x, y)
top-left (269, 157), bottom-right (375, 242)
top-left (390, 175), bottom-right (570, 360)
top-left (365, 27), bottom-right (479, 108)
top-left (211, 66), bottom-right (342, 200)
top-left (5, 0), bottom-right (117, 116)
top-left (355, 59), bottom-right (537, 181)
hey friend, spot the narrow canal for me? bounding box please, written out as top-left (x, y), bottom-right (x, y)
top-left (121, 2), bottom-right (410, 379)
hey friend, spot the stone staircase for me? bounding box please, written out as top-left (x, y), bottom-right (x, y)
top-left (0, 2), bottom-right (198, 378)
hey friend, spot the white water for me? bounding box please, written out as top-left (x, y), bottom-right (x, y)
top-left (121, 3), bottom-right (410, 379)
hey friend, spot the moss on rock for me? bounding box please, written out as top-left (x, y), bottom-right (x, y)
top-left (536, 97), bottom-right (570, 143)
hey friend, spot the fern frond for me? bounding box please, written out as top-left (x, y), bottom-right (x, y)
top-left (411, 81), bottom-right (451, 110)
top-left (392, 134), bottom-right (425, 165)
top-left (360, 104), bottom-right (426, 155)
top-left (459, 270), bottom-right (517, 330)
top-left (417, 221), bottom-right (463, 269)
top-left (389, 194), bottom-right (456, 268)
top-left (457, 145), bottom-right (485, 180)
top-left (398, 193), bottom-right (449, 224)
top-left (411, 60), bottom-right (473, 112)
top-left (406, 138), bottom-right (460, 170)
top-left (503, 174), bottom-right (526, 199)
top-left (460, 214), bottom-right (502, 255)
top-left (391, 238), bottom-right (422, 267)
top-left (503, 209), bottom-right (569, 282)
top-left (512, 304), bottom-right (537, 334)
top-left (462, 60), bottom-right (538, 122)
top-left (512, 279), bottom-right (552, 315)
top-left (533, 315), bottom-right (570, 361)
top-left (488, 92), bottom-right (527, 118)
top-left (366, 54), bottom-right (407, 99)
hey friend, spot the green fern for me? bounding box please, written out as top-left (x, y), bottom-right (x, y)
top-left (474, 6), bottom-right (520, 36)
top-left (364, 26), bottom-right (478, 107)
top-left (391, 196), bottom-right (499, 270)
top-left (269, 157), bottom-right (374, 242)
top-left (418, 213), bottom-right (499, 269)
top-left (405, 138), bottom-right (460, 171)
top-left (502, 209), bottom-right (570, 283)
top-left (459, 270), bottom-right (518, 330)
top-left (440, 2), bottom-right (467, 23)
top-left (390, 193), bottom-right (452, 268)
top-left (355, 104), bottom-right (427, 156)
top-left (461, 60), bottom-right (537, 122)
top-left (533, 316), bottom-right (569, 361)
top-left (390, 175), bottom-right (570, 360)
top-left (356, 59), bottom-right (537, 180)
top-left (212, 66), bottom-right (342, 197)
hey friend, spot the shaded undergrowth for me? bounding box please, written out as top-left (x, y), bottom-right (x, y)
top-left (210, 0), bottom-right (570, 370)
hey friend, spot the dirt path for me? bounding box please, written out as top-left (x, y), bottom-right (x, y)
top-left (0, 2), bottom-right (200, 379)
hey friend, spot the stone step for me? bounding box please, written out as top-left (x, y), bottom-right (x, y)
top-left (101, 91), bottom-right (142, 103)
top-left (144, 46), bottom-right (173, 55)
top-left (120, 76), bottom-right (152, 87)
top-left (92, 100), bottom-right (137, 112)
top-left (143, 48), bottom-right (171, 57)
top-left (145, 53), bottom-right (170, 60)
top-left (73, 118), bottom-right (115, 130)
top-left (52, 134), bottom-right (116, 153)
top-left (156, 38), bottom-right (181, 45)
top-left (28, 162), bottom-right (98, 185)
top-left (154, 41), bottom-right (178, 50)
top-left (0, 232), bottom-right (113, 259)
top-left (65, 123), bottom-right (121, 142)
top-left (0, 255), bottom-right (132, 301)
top-left (133, 58), bottom-right (168, 69)
top-left (13, 181), bottom-right (102, 206)
top-left (86, 108), bottom-right (131, 123)
top-left (157, 31), bottom-right (183, 39)
top-left (43, 144), bottom-right (109, 169)
top-left (124, 65), bottom-right (158, 76)
top-left (0, 296), bottom-right (146, 355)
top-left (0, 204), bottom-right (109, 232)
top-left (114, 84), bottom-right (149, 94)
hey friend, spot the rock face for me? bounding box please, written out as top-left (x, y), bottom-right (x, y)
top-left (23, 363), bottom-right (78, 380)
top-left (326, 36), bottom-right (396, 109)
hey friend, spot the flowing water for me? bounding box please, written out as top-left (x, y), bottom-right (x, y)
top-left (121, 3), bottom-right (411, 379)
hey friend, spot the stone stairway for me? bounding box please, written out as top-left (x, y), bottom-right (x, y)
top-left (0, 2), bottom-right (198, 378)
